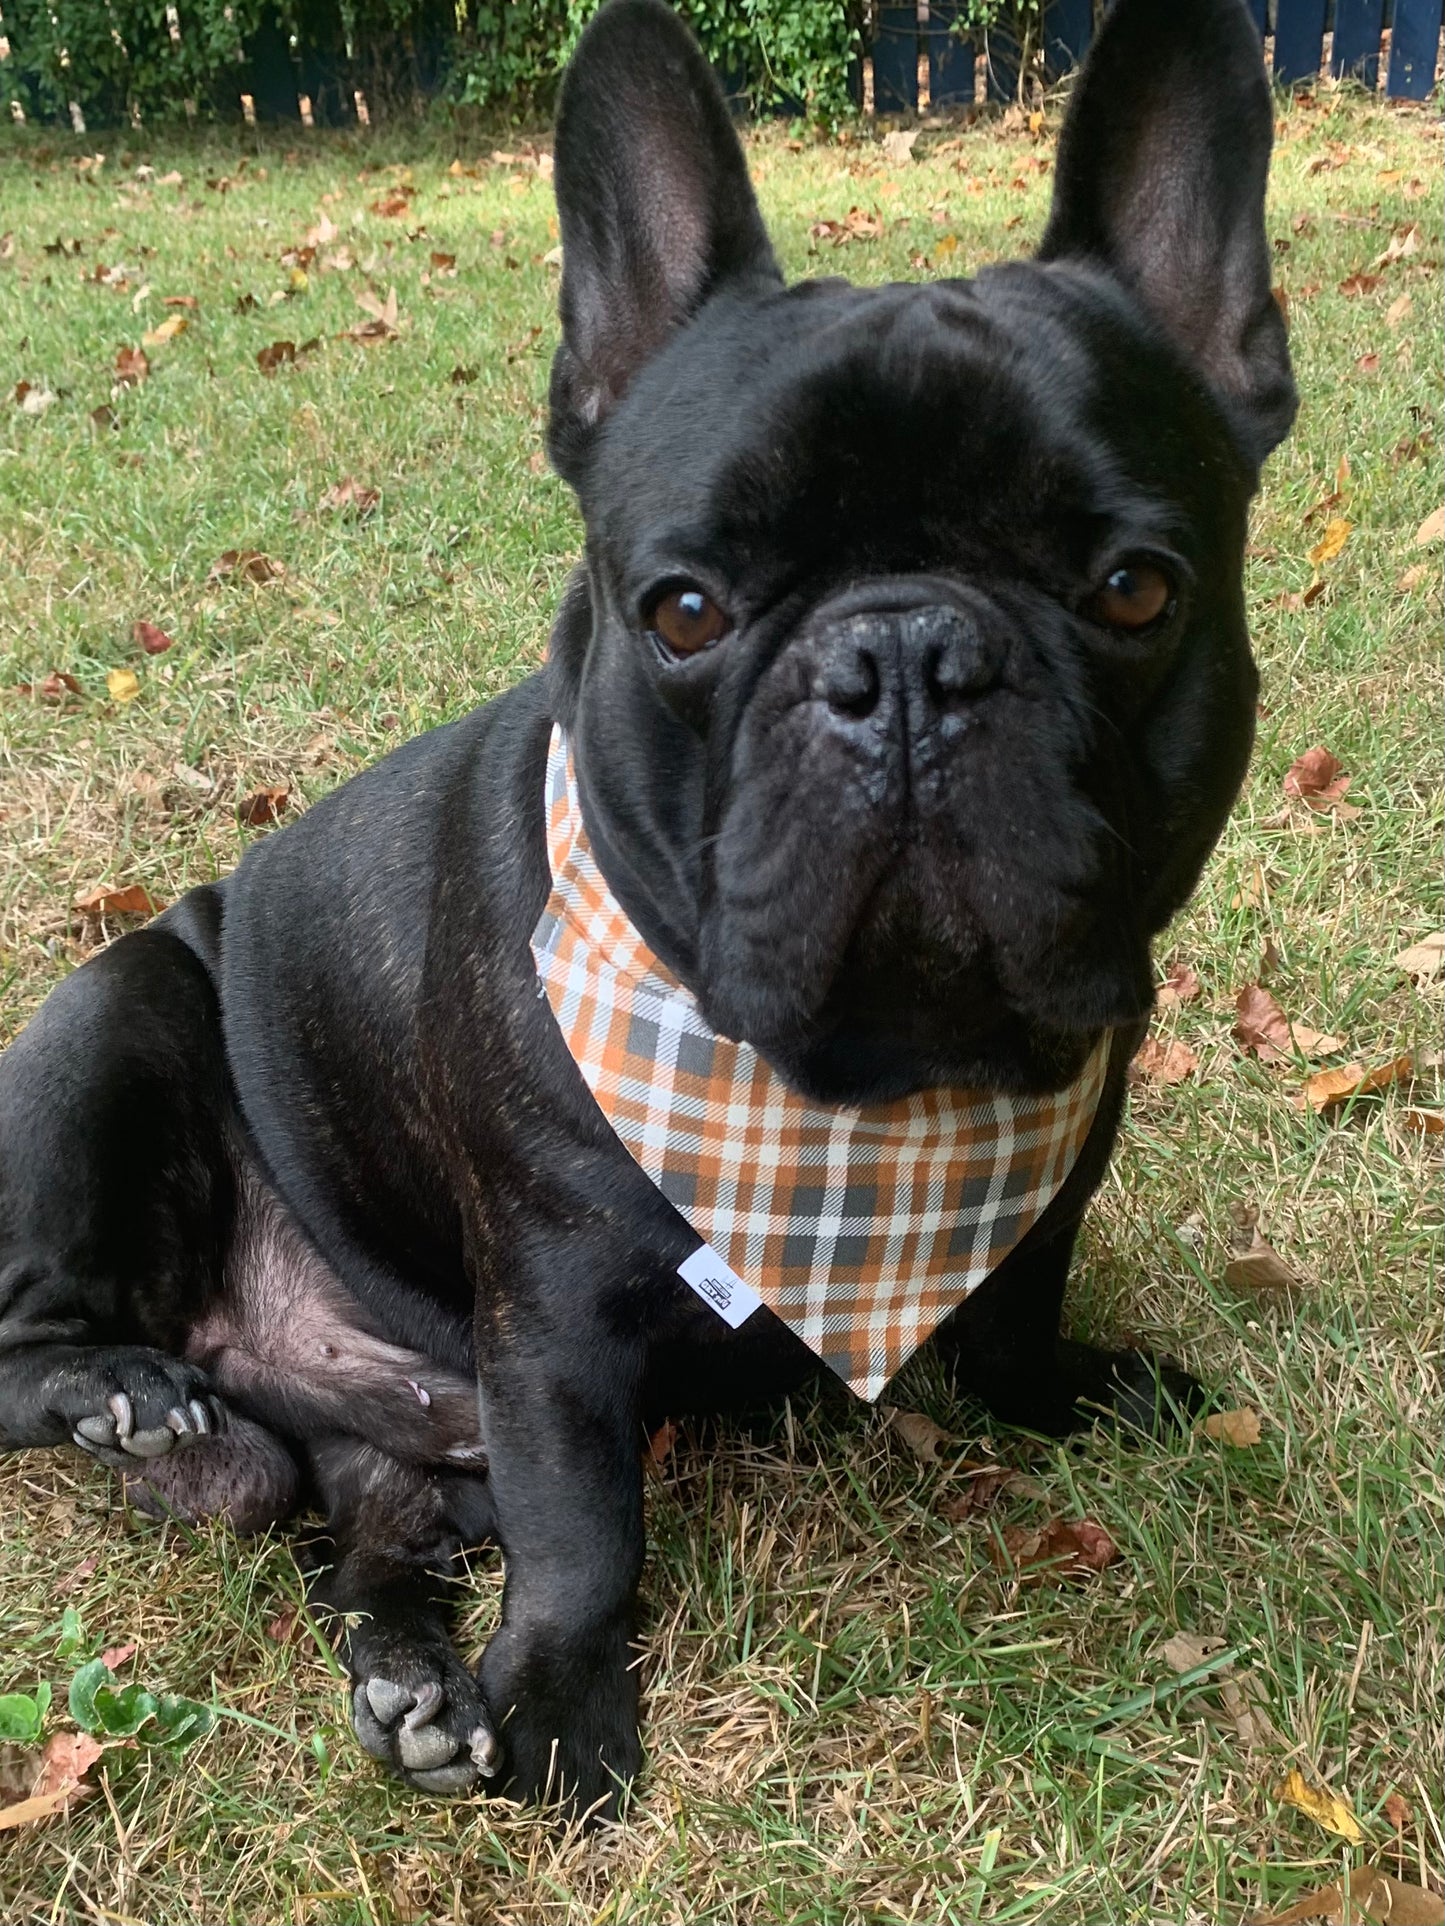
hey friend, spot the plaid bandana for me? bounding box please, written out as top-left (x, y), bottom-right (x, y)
top-left (531, 727), bottom-right (1109, 1401)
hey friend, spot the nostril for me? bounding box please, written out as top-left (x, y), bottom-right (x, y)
top-left (922, 624), bottom-right (1000, 706)
top-left (824, 646), bottom-right (881, 720)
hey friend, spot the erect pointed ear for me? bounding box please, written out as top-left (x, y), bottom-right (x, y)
top-left (1037, 0), bottom-right (1296, 470)
top-left (546, 0), bottom-right (782, 480)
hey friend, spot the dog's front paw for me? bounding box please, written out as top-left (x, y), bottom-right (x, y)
top-left (1097, 1346), bottom-right (1209, 1438)
top-left (351, 1650), bottom-right (500, 1796)
top-left (480, 1622), bottom-right (640, 1822)
top-left (49, 1346), bottom-right (222, 1467)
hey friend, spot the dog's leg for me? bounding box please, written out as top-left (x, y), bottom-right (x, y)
top-left (0, 918), bottom-right (235, 1465)
top-left (307, 1439), bottom-right (500, 1796)
top-left (941, 1218), bottom-right (1205, 1438)
top-left (473, 1290), bottom-right (646, 1821)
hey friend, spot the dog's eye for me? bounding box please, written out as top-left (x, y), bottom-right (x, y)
top-left (1087, 562), bottom-right (1175, 633)
top-left (646, 584), bottom-right (732, 658)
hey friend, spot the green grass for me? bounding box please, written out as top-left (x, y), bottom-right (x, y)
top-left (0, 87), bottom-right (1441, 1926)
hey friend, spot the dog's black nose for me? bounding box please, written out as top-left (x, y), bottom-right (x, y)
top-left (818, 604), bottom-right (1001, 722)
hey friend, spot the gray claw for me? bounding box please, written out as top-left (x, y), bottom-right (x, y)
top-left (469, 1724), bottom-right (500, 1776)
top-left (107, 1391), bottom-right (134, 1439)
top-left (407, 1759), bottom-right (480, 1795)
top-left (75, 1414), bottom-right (116, 1446)
top-left (364, 1677), bottom-right (412, 1728)
top-left (398, 1722), bottom-right (459, 1773)
top-left (401, 1681), bottom-right (445, 1732)
top-left (122, 1426), bottom-right (175, 1459)
top-left (189, 1399), bottom-right (211, 1436)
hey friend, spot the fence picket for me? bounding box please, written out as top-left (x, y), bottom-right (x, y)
top-left (925, 1), bottom-right (973, 109)
top-left (1387, 0), bottom-right (1445, 96)
top-left (871, 3), bottom-right (918, 113)
top-left (1273, 0), bottom-right (1329, 82)
top-left (1332, 0), bottom-right (1386, 85)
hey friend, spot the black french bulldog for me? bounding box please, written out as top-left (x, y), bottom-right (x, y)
top-left (0, 0), bottom-right (1293, 1820)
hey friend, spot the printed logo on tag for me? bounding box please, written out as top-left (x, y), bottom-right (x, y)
top-left (677, 1244), bottom-right (763, 1330)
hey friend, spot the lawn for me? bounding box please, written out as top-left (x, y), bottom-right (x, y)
top-left (0, 82), bottom-right (1440, 1926)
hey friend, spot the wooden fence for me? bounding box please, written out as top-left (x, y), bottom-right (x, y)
top-left (874, 0), bottom-right (1443, 109)
top-left (0, 0), bottom-right (1440, 131)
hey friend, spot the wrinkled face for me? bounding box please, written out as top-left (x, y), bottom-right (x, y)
top-left (553, 266), bottom-right (1257, 1102)
top-left (545, 0), bottom-right (1292, 1106)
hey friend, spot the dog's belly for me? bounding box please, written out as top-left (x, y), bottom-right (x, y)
top-left (186, 1167), bottom-right (486, 1471)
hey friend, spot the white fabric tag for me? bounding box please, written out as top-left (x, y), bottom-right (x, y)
top-left (677, 1244), bottom-right (764, 1330)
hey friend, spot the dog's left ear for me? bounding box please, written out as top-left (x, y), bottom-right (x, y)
top-left (1038, 0), bottom-right (1296, 470)
top-left (547, 0), bottom-right (782, 481)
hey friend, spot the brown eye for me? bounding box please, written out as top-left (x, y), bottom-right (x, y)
top-left (1088, 562), bottom-right (1175, 632)
top-left (647, 584), bottom-right (731, 658)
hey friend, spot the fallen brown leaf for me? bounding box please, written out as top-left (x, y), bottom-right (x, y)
top-left (348, 285), bottom-right (399, 342)
top-left (884, 1406), bottom-right (954, 1464)
top-left (90, 403), bottom-right (120, 432)
top-left (1284, 744), bottom-right (1349, 805)
top-left (237, 786), bottom-right (290, 827)
top-left (1374, 221), bottom-right (1420, 268)
top-left (646, 1419), bottom-right (677, 1469)
top-left (1415, 505), bottom-right (1444, 548)
top-left (132, 619), bottom-right (173, 655)
top-left (265, 1605), bottom-right (300, 1643)
top-left (1254, 1867), bottom-right (1444, 1925)
top-left (369, 190), bottom-right (413, 218)
top-left (99, 1641), bottom-right (136, 1670)
top-left (990, 1517), bottom-right (1119, 1584)
top-left (1394, 933), bottom-right (1444, 980)
top-left (937, 1461), bottom-right (1039, 1521)
top-left (1356, 352), bottom-right (1379, 374)
top-left (1400, 1108), bottom-right (1444, 1137)
top-left (163, 293), bottom-right (199, 310)
top-left (0, 1730), bottom-right (106, 1830)
top-left (1382, 1791), bottom-right (1412, 1830)
top-left (1386, 291), bottom-right (1413, 329)
top-left (1223, 1205), bottom-right (1302, 1295)
top-left (428, 250), bottom-right (457, 274)
top-left (320, 477), bottom-right (379, 517)
top-left (1338, 272), bottom-right (1382, 296)
top-left (74, 882), bottom-right (159, 918)
top-left (1234, 985), bottom-right (1345, 1063)
top-left (36, 670), bottom-right (82, 700)
top-left (1130, 1036), bottom-right (1198, 1085)
top-left (1155, 959), bottom-right (1202, 1009)
top-left (1298, 1054), bottom-right (1414, 1115)
top-left (208, 549), bottom-right (285, 586)
top-left (1202, 1406), bottom-right (1262, 1446)
top-left (113, 344), bottom-right (149, 385)
top-left (1159, 1630), bottom-right (1227, 1672)
top-left (256, 339), bottom-right (297, 374)
top-left (1397, 564), bottom-right (1429, 591)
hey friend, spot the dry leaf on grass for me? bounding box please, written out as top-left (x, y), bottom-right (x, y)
top-left (989, 1517), bottom-right (1118, 1583)
top-left (1308, 516), bottom-right (1353, 567)
top-left (937, 1461), bottom-right (1040, 1522)
top-left (74, 883), bottom-right (158, 918)
top-left (1338, 272), bottom-right (1382, 297)
top-left (141, 314), bottom-right (186, 347)
top-left (1155, 959), bottom-right (1201, 1009)
top-left (113, 344), bottom-right (149, 385)
top-left (645, 1419), bottom-right (678, 1470)
top-left (883, 1407), bottom-right (953, 1464)
top-left (265, 1606), bottom-right (300, 1643)
top-left (1275, 1768), bottom-right (1366, 1845)
top-left (1203, 1406), bottom-right (1262, 1446)
top-left (37, 670), bottom-right (82, 700)
top-left (1415, 505), bottom-right (1444, 548)
top-left (1382, 1791), bottom-right (1412, 1830)
top-left (1159, 1630), bottom-right (1228, 1672)
top-left (1254, 1867), bottom-right (1444, 1925)
top-left (163, 294), bottom-right (199, 310)
top-left (1394, 933), bottom-right (1445, 980)
top-left (1298, 1054), bottom-right (1414, 1115)
top-left (1224, 1207), bottom-right (1302, 1296)
top-left (237, 786), bottom-right (290, 827)
top-left (256, 339), bottom-right (297, 374)
top-left (1130, 1037), bottom-right (1198, 1086)
top-left (1234, 985), bottom-right (1344, 1063)
top-left (348, 286), bottom-right (399, 342)
top-left (320, 477), bottom-right (379, 517)
top-left (1283, 745), bottom-right (1358, 817)
top-left (0, 1731), bottom-right (104, 1831)
top-left (1400, 1108), bottom-right (1443, 1137)
top-left (132, 619), bottom-right (173, 655)
top-left (106, 666), bottom-right (140, 704)
top-left (208, 549), bottom-right (285, 585)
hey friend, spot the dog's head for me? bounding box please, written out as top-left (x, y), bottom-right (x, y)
top-left (543, 0), bottom-right (1295, 1104)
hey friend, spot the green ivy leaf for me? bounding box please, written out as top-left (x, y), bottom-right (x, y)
top-left (0, 1681), bottom-right (51, 1743)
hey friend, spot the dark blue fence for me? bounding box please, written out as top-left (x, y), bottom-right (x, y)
top-left (875, 0), bottom-right (1442, 109)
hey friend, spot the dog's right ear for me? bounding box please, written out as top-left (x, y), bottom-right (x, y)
top-left (547, 0), bottom-right (781, 482)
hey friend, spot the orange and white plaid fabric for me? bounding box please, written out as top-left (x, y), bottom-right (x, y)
top-left (531, 727), bottom-right (1109, 1401)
